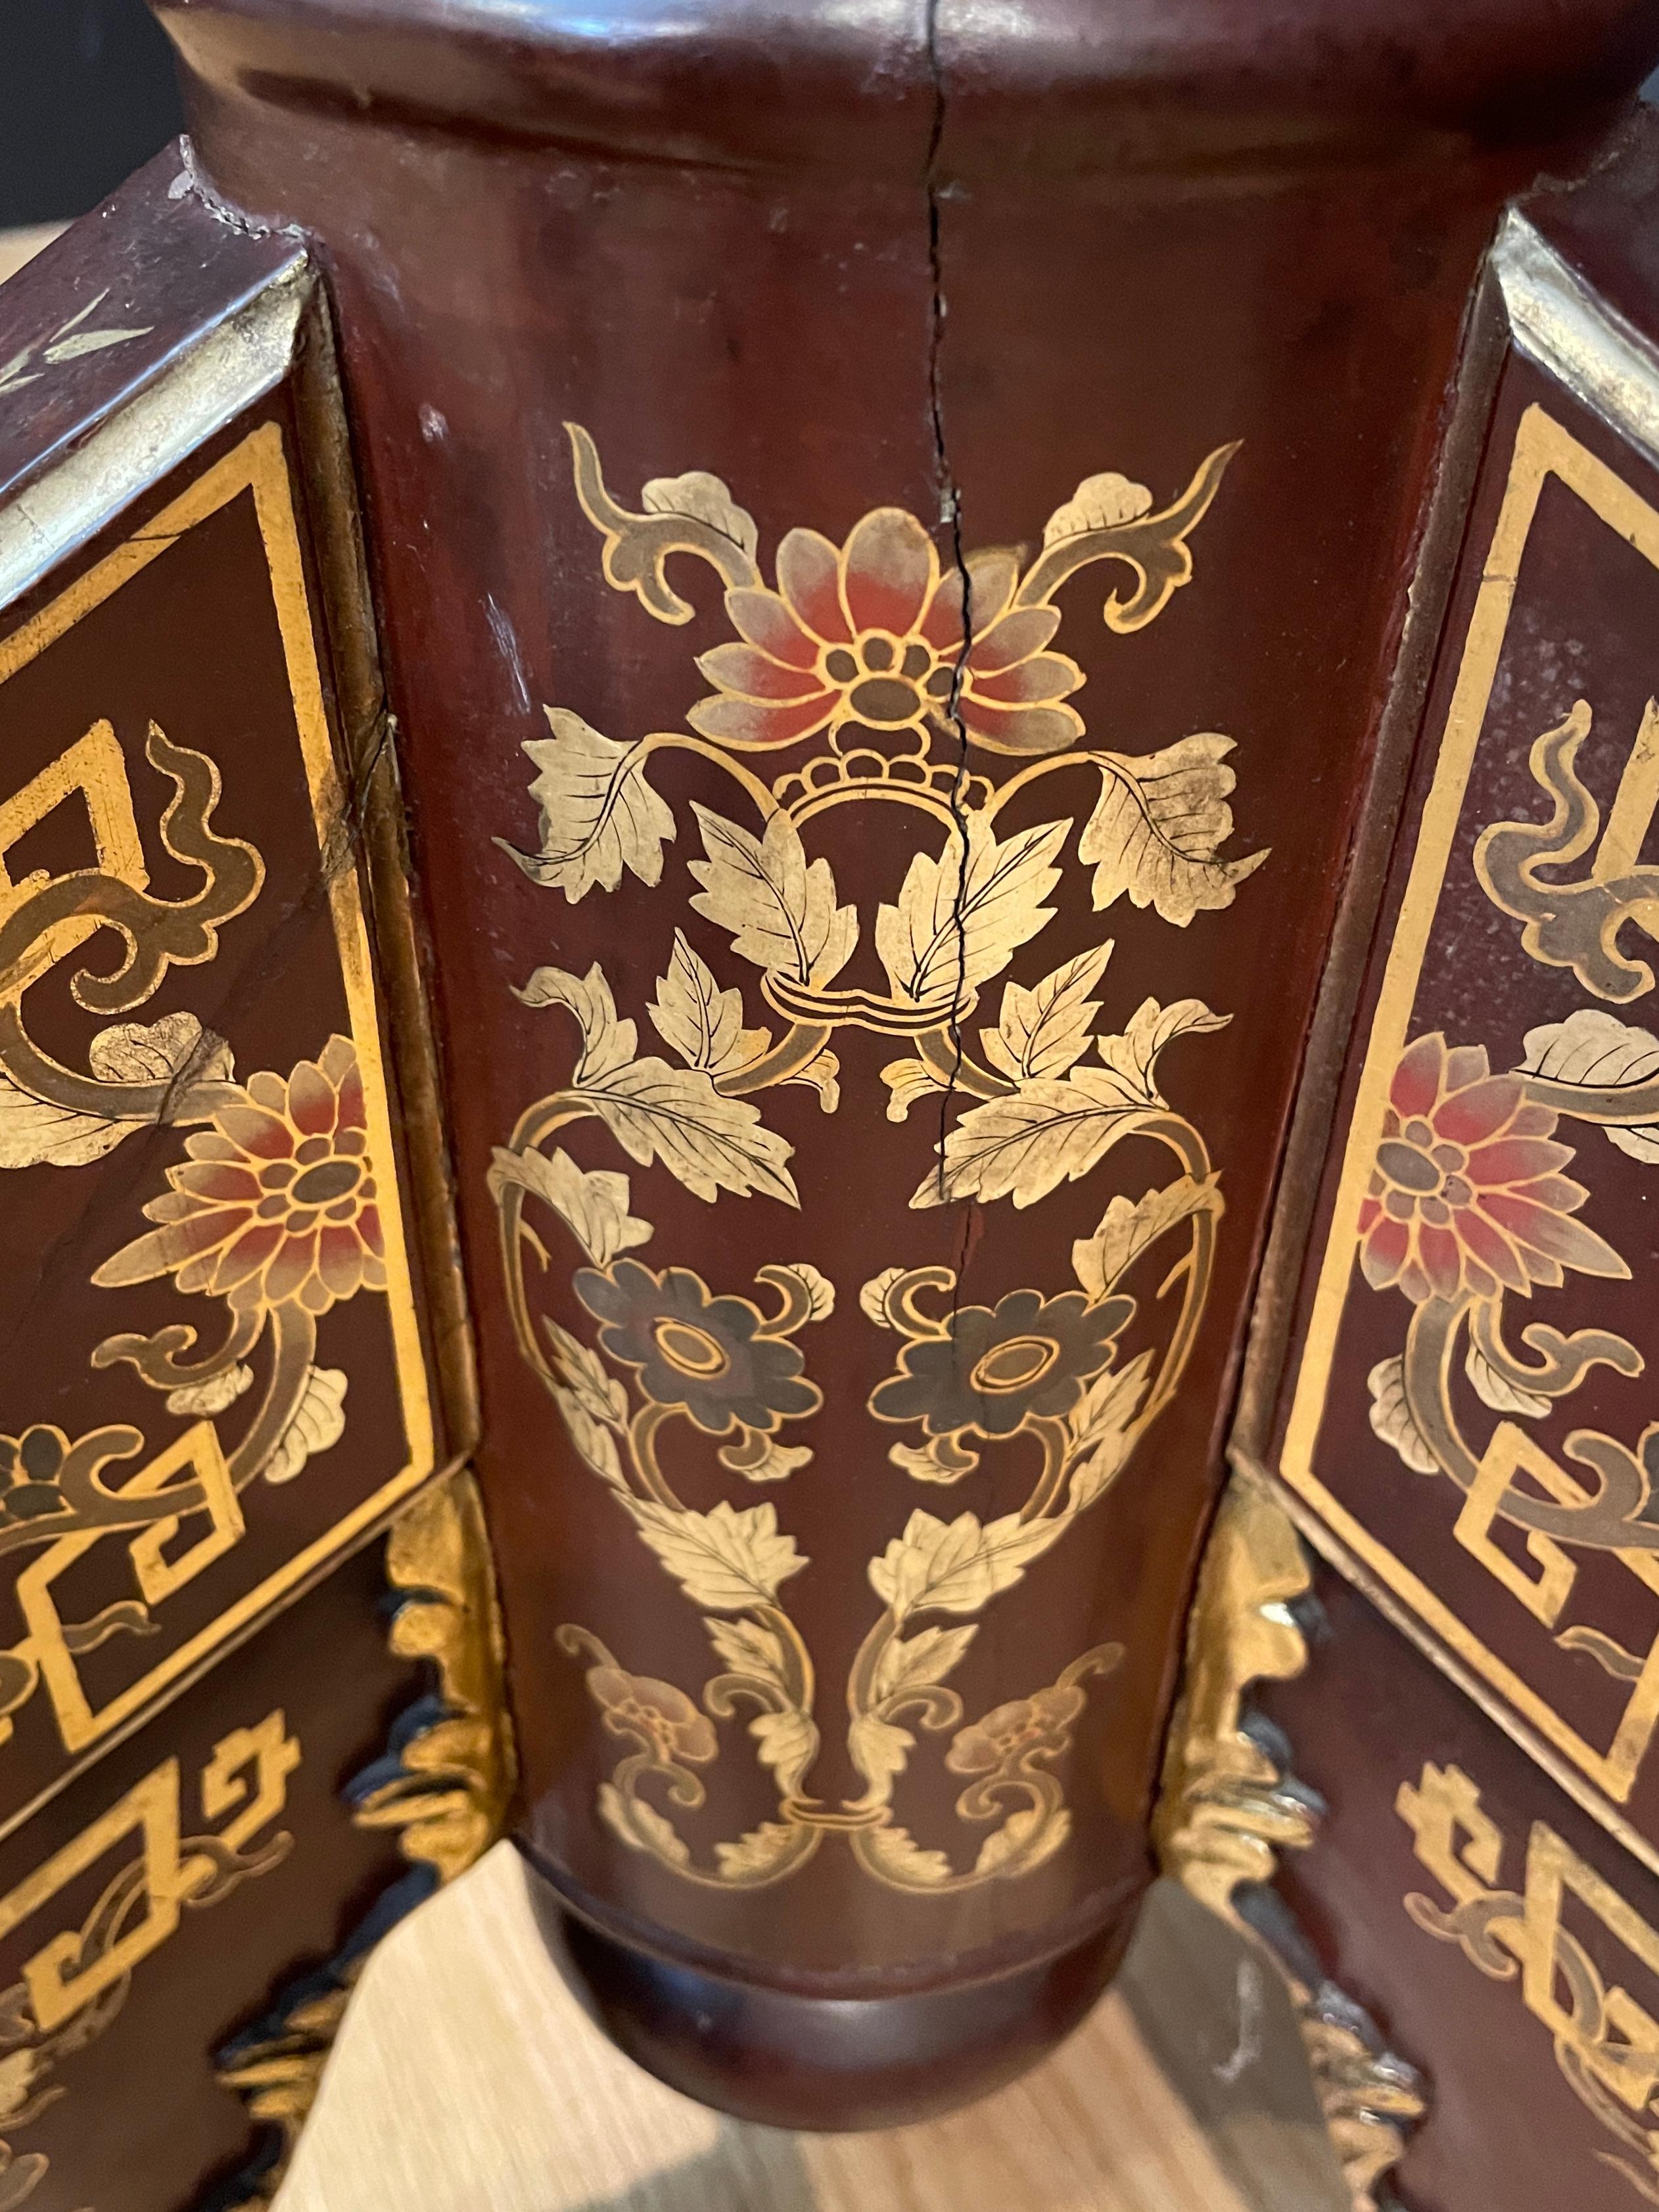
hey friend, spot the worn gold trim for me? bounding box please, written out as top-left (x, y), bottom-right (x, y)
top-left (213, 1470), bottom-right (513, 2209)
top-left (0, 258), bottom-right (309, 609)
top-left (285, 280), bottom-right (479, 1465)
top-left (1156, 1474), bottom-right (1425, 2211)
top-left (1496, 210), bottom-right (1659, 469)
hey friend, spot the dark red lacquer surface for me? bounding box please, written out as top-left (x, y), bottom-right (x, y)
top-left (154, 0), bottom-right (1659, 2124)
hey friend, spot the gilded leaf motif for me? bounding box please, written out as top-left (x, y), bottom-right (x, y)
top-left (1367, 1356), bottom-right (1437, 1476)
top-left (717, 1433), bottom-right (812, 1483)
top-left (574, 1056), bottom-right (799, 1206)
top-left (0, 1011), bottom-right (232, 1172)
top-left (542, 1319), bottom-right (629, 1432)
top-left (601, 1784), bottom-right (689, 1866)
top-left (760, 1261), bottom-right (835, 1324)
top-left (0, 1076), bottom-right (131, 1171)
top-left (1096, 996), bottom-right (1230, 1101)
top-left (857, 1824), bottom-right (952, 1887)
top-left (1079, 735), bottom-right (1267, 924)
top-left (889, 1433), bottom-right (980, 1483)
top-left (848, 1713), bottom-right (915, 1801)
top-left (1066, 1351), bottom-right (1155, 1511)
top-left (1071, 1172), bottom-right (1222, 1302)
top-left (626, 1498), bottom-right (806, 1610)
top-left (872, 1624), bottom-right (977, 1705)
top-left (1522, 1007), bottom-right (1659, 1163)
top-left (714, 1822), bottom-right (808, 1880)
top-left (914, 1072), bottom-right (1161, 1210)
top-left (515, 961), bottom-right (636, 1079)
top-left (640, 470), bottom-right (760, 564)
top-left (650, 929), bottom-right (770, 1077)
top-left (859, 1266), bottom-right (906, 1327)
top-left (89, 1011), bottom-right (233, 1092)
top-left (975, 1805), bottom-right (1069, 1878)
top-left (1464, 1342), bottom-right (1551, 1421)
top-left (689, 805), bottom-right (857, 986)
top-left (706, 1615), bottom-right (789, 1686)
top-left (264, 1366), bottom-right (347, 1485)
top-left (166, 1363), bottom-right (252, 1419)
top-left (551, 1387), bottom-right (626, 1490)
top-left (781, 1045), bottom-right (841, 1113)
top-left (1043, 472), bottom-right (1154, 541)
top-left (486, 1145), bottom-right (652, 1266)
top-left (500, 710), bottom-right (675, 901)
top-left (879, 1055), bottom-right (950, 1122)
top-left (981, 942), bottom-right (1114, 1081)
top-left (876, 814), bottom-right (1067, 1009)
top-left (868, 1508), bottom-right (1067, 1621)
top-left (749, 1708), bottom-right (819, 1798)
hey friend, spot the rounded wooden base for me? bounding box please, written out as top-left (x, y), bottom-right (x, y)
top-left (521, 1850), bottom-right (1136, 2131)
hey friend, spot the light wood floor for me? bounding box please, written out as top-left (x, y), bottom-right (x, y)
top-left (279, 1845), bottom-right (1267, 2212)
top-left (269, 1849), bottom-right (1353, 2212)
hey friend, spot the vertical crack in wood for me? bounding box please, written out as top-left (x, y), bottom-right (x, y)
top-left (922, 0), bottom-right (977, 1308)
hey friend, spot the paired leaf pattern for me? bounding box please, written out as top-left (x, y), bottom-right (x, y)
top-left (499, 710), bottom-right (676, 901)
top-left (1079, 736), bottom-right (1267, 924)
top-left (876, 816), bottom-right (1066, 1009)
top-left (491, 426), bottom-right (1261, 1890)
top-left (690, 806), bottom-right (856, 988)
top-left (918, 996), bottom-right (1227, 1210)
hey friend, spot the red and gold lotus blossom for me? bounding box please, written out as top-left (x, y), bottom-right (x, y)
top-left (688, 506), bottom-right (1086, 756)
top-left (1357, 1033), bottom-right (1627, 1306)
top-left (94, 1034), bottom-right (386, 1318)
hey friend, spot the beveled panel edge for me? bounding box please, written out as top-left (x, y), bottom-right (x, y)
top-left (1231, 251), bottom-right (1514, 1460)
top-left (1495, 205), bottom-right (1659, 469)
top-left (283, 279), bottom-right (481, 1469)
top-left (0, 255), bottom-right (310, 612)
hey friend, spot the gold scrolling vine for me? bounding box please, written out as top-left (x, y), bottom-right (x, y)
top-left (490, 426), bottom-right (1266, 1891)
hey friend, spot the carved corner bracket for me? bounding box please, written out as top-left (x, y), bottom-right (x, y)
top-left (1155, 1471), bottom-right (1426, 2211)
top-left (211, 1469), bottom-right (515, 2207)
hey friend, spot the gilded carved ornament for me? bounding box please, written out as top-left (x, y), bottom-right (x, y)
top-left (213, 1471), bottom-right (514, 2209)
top-left (1155, 1475), bottom-right (1426, 2212)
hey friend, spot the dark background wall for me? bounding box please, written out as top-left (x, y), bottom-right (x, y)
top-left (2, 0), bottom-right (185, 226)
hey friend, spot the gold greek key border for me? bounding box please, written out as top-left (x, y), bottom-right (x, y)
top-left (0, 419), bottom-right (441, 1841)
top-left (1278, 402), bottom-right (1659, 1809)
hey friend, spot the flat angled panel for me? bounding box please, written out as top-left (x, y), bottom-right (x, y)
top-left (0, 410), bottom-right (444, 1837)
top-left (1276, 359), bottom-right (1659, 1858)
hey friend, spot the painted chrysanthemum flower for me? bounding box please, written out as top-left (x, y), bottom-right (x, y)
top-left (688, 508), bottom-right (1085, 756)
top-left (94, 1035), bottom-right (386, 1317)
top-left (1358, 1033), bottom-right (1627, 1305)
top-left (871, 1288), bottom-right (1133, 1439)
top-left (575, 1260), bottom-right (820, 1434)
